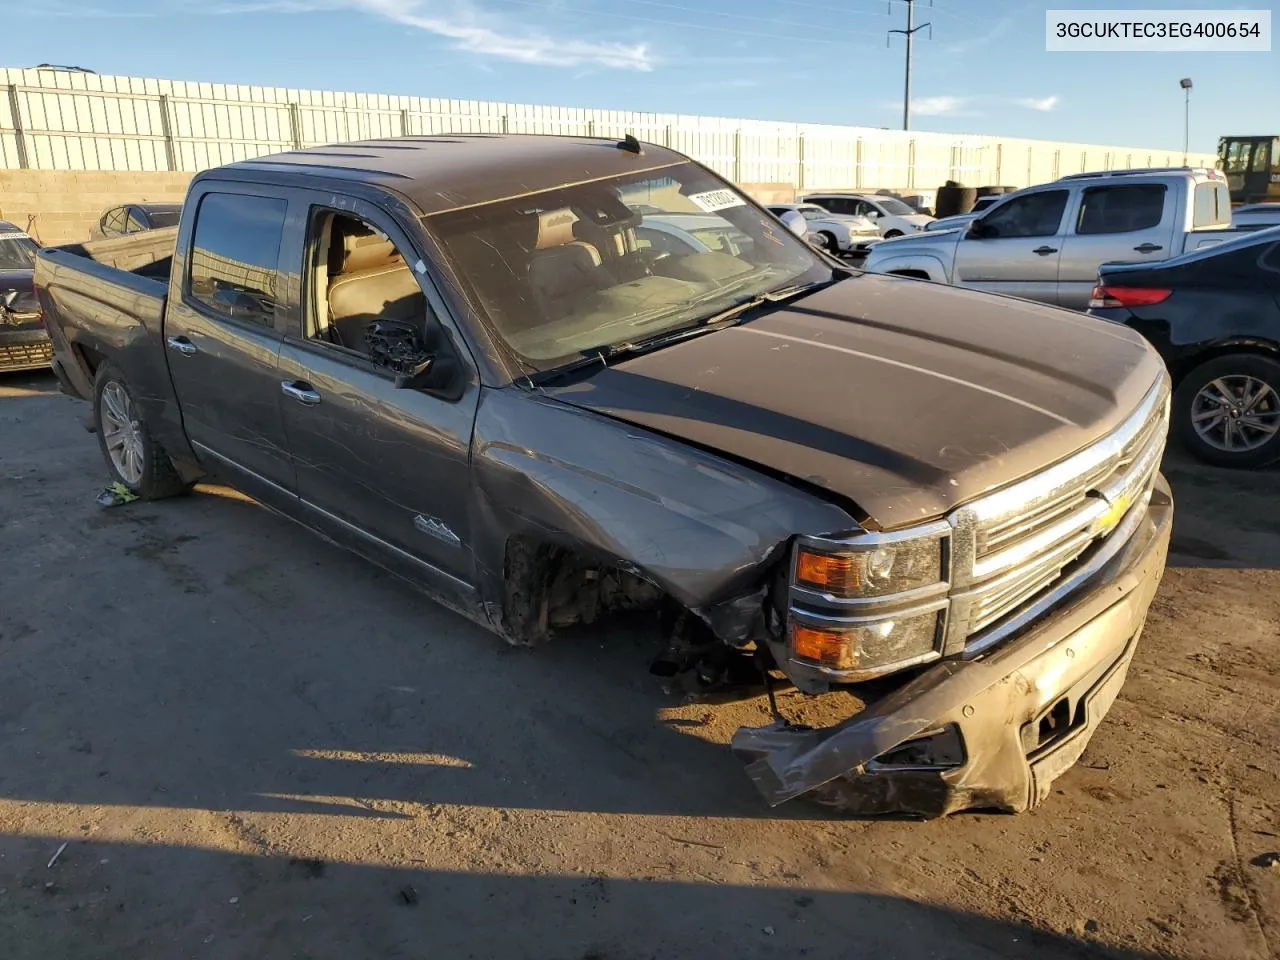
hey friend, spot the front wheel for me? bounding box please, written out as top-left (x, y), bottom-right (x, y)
top-left (816, 231), bottom-right (839, 253)
top-left (1173, 353), bottom-right (1280, 468)
top-left (883, 229), bottom-right (903, 239)
top-left (94, 363), bottom-right (189, 499)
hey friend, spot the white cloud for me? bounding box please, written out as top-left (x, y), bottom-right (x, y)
top-left (350, 0), bottom-right (653, 71)
top-left (185, 0), bottom-right (655, 71)
top-left (1016, 95), bottom-right (1061, 112)
top-left (913, 96), bottom-right (967, 116)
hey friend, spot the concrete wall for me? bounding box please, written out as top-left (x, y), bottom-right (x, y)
top-left (0, 169), bottom-right (192, 245)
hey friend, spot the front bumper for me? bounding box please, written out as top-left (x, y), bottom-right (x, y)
top-left (0, 324), bottom-right (53, 373)
top-left (732, 476), bottom-right (1173, 817)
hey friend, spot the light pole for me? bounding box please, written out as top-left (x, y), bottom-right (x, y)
top-left (1180, 78), bottom-right (1192, 165)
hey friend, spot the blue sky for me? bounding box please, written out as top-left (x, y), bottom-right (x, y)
top-left (8, 0), bottom-right (1271, 152)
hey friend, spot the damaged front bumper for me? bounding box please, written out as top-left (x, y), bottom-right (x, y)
top-left (732, 476), bottom-right (1173, 818)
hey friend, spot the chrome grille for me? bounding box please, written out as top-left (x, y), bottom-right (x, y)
top-left (945, 378), bottom-right (1170, 654)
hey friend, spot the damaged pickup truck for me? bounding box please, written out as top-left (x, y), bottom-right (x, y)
top-left (34, 134), bottom-right (1173, 817)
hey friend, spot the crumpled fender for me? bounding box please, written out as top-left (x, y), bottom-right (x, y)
top-left (468, 387), bottom-right (857, 631)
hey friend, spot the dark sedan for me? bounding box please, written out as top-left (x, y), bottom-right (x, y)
top-left (90, 202), bottom-right (182, 240)
top-left (0, 221), bottom-right (50, 373)
top-left (1087, 226), bottom-right (1280, 468)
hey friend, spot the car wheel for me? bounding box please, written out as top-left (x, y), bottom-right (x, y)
top-left (883, 229), bottom-right (903, 239)
top-left (1173, 353), bottom-right (1280, 468)
top-left (816, 231), bottom-right (838, 252)
top-left (94, 362), bottom-right (189, 499)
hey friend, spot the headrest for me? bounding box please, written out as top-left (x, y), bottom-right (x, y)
top-left (535, 208), bottom-right (579, 249)
top-left (342, 231), bottom-right (401, 273)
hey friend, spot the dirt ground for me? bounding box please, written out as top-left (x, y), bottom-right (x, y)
top-left (0, 371), bottom-right (1276, 960)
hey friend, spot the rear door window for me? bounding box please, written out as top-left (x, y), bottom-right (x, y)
top-left (1076, 184), bottom-right (1167, 235)
top-left (125, 206), bottom-right (149, 233)
top-left (1193, 183), bottom-right (1231, 228)
top-left (187, 192), bottom-right (287, 327)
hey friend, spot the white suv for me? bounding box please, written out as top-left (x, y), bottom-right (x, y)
top-left (799, 193), bottom-right (935, 237)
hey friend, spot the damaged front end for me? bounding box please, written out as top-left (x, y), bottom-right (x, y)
top-left (733, 471), bottom-right (1172, 818)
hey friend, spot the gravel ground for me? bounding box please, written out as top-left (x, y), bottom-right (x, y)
top-left (1, 372), bottom-right (1276, 960)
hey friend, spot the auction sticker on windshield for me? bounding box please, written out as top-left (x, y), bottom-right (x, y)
top-left (688, 189), bottom-right (747, 214)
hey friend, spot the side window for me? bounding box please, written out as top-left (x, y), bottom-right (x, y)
top-left (125, 207), bottom-right (149, 233)
top-left (305, 209), bottom-right (430, 365)
top-left (1076, 184), bottom-right (1166, 235)
top-left (187, 192), bottom-right (286, 327)
top-left (818, 198), bottom-right (846, 215)
top-left (979, 190), bottom-right (1068, 239)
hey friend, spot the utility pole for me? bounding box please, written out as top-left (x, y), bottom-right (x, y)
top-left (1180, 78), bottom-right (1193, 165)
top-left (889, 0), bottom-right (932, 131)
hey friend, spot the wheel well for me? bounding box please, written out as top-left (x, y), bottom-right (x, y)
top-left (500, 535), bottom-right (668, 644)
top-left (75, 343), bottom-right (107, 379)
top-left (888, 269), bottom-right (930, 280)
top-left (1170, 341), bottom-right (1280, 387)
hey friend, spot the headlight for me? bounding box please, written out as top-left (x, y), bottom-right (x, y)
top-left (788, 523), bottom-right (950, 681)
top-left (796, 537), bottom-right (942, 599)
top-left (790, 609), bottom-right (944, 678)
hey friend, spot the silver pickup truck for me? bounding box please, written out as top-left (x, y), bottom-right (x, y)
top-left (35, 134), bottom-right (1173, 817)
top-left (863, 167), bottom-right (1242, 310)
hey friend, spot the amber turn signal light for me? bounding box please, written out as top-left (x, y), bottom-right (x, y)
top-left (791, 624), bottom-right (858, 671)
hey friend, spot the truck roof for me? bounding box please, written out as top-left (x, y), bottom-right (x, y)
top-left (224, 134), bottom-right (690, 216)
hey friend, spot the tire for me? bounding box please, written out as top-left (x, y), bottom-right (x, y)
top-left (934, 185), bottom-right (979, 218)
top-left (1172, 353), bottom-right (1280, 469)
top-left (816, 231), bottom-right (839, 253)
top-left (883, 229), bottom-right (904, 239)
top-left (94, 362), bottom-right (189, 499)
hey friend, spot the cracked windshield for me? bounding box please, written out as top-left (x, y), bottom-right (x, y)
top-left (425, 162), bottom-right (829, 368)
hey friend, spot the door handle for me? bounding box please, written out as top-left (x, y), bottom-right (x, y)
top-left (1133, 243), bottom-right (1164, 253)
top-left (1032, 245), bottom-right (1058, 256)
top-left (166, 335), bottom-right (197, 356)
top-left (281, 381), bottom-right (321, 405)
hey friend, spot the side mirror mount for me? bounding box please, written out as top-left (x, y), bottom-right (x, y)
top-left (778, 209), bottom-right (808, 239)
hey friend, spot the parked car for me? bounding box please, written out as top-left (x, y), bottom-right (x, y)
top-left (36, 134), bottom-right (1173, 817)
top-left (0, 221), bottom-right (51, 373)
top-left (91, 202), bottom-right (183, 240)
top-left (1087, 226), bottom-right (1280, 468)
top-left (923, 194), bottom-right (1004, 232)
top-left (798, 192), bottom-right (935, 237)
top-left (765, 203), bottom-right (881, 255)
top-left (1232, 202), bottom-right (1280, 231)
top-left (862, 167), bottom-right (1244, 310)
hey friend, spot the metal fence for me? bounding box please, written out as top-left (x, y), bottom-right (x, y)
top-left (1, 67), bottom-right (1218, 190)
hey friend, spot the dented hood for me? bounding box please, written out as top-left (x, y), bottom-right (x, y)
top-left (543, 274), bottom-right (1165, 529)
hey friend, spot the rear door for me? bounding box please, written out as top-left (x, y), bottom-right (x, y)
top-left (951, 187), bottom-right (1070, 304)
top-left (1057, 181), bottom-right (1176, 310)
top-left (162, 184), bottom-right (297, 502)
top-left (275, 195), bottom-right (481, 594)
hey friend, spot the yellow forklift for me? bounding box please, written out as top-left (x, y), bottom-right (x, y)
top-left (1218, 135), bottom-right (1280, 206)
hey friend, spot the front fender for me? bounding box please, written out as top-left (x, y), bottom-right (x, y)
top-left (469, 387), bottom-right (856, 624)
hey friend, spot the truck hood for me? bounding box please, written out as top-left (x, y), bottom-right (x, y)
top-left (543, 274), bottom-right (1164, 530)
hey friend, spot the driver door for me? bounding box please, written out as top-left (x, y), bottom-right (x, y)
top-left (952, 188), bottom-right (1070, 305)
top-left (276, 198), bottom-right (481, 593)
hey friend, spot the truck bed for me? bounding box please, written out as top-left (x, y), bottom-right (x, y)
top-left (35, 227), bottom-right (177, 403)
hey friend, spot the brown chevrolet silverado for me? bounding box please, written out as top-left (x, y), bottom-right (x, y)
top-left (34, 134), bottom-right (1173, 816)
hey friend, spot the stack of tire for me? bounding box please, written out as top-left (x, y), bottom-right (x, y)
top-left (933, 182), bottom-right (1019, 218)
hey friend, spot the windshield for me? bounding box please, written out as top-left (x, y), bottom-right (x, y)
top-left (875, 197), bottom-right (915, 215)
top-left (1220, 138), bottom-right (1268, 175)
top-left (424, 161), bottom-right (829, 372)
top-left (0, 232), bottom-right (37, 270)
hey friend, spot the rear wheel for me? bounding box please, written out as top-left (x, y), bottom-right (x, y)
top-left (94, 363), bottom-right (189, 499)
top-left (1173, 354), bottom-right (1280, 468)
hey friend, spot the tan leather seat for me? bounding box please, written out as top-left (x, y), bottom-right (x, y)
top-left (526, 208), bottom-right (614, 321)
top-left (326, 226), bottom-right (425, 351)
